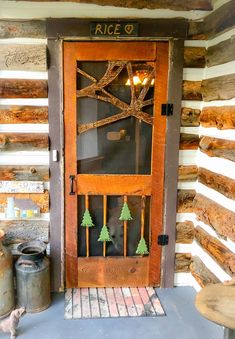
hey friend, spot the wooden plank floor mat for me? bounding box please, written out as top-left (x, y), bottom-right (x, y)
top-left (65, 287), bottom-right (165, 319)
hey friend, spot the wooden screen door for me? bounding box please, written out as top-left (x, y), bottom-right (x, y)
top-left (64, 42), bottom-right (169, 288)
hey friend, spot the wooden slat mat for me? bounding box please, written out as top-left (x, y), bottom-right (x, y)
top-left (65, 287), bottom-right (165, 319)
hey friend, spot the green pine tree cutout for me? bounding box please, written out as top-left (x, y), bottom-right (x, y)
top-left (81, 209), bottom-right (94, 227)
top-left (119, 202), bottom-right (133, 221)
top-left (98, 225), bottom-right (111, 242)
top-left (136, 237), bottom-right (149, 255)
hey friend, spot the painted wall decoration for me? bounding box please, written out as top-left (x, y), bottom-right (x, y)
top-left (0, 181), bottom-right (44, 193)
top-left (5, 197), bottom-right (40, 219)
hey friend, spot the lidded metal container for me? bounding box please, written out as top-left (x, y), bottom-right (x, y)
top-left (0, 230), bottom-right (15, 319)
top-left (15, 241), bottom-right (50, 313)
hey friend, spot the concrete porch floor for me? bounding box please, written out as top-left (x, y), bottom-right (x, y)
top-left (3, 287), bottom-right (223, 339)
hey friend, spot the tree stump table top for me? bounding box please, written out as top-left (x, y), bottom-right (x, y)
top-left (195, 283), bottom-right (235, 330)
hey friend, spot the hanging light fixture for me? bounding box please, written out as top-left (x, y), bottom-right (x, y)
top-left (125, 64), bottom-right (155, 86)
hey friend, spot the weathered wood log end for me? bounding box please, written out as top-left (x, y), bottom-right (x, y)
top-left (181, 107), bottom-right (200, 127)
top-left (0, 106), bottom-right (48, 124)
top-left (200, 106), bottom-right (235, 130)
top-left (0, 20), bottom-right (46, 39)
top-left (194, 193), bottom-right (235, 241)
top-left (182, 81), bottom-right (202, 100)
top-left (0, 133), bottom-right (49, 152)
top-left (176, 221), bottom-right (194, 244)
top-left (0, 166), bottom-right (49, 181)
top-left (190, 256), bottom-right (220, 287)
top-left (184, 47), bottom-right (206, 68)
top-left (201, 74), bottom-right (235, 102)
top-left (206, 37), bottom-right (235, 67)
top-left (198, 167), bottom-right (235, 200)
top-left (177, 190), bottom-right (196, 213)
top-left (199, 136), bottom-right (235, 162)
top-left (175, 253), bottom-right (192, 272)
top-left (0, 44), bottom-right (47, 71)
top-left (195, 226), bottom-right (235, 276)
top-left (0, 79), bottom-right (48, 98)
top-left (178, 165), bottom-right (198, 182)
top-left (180, 133), bottom-right (200, 150)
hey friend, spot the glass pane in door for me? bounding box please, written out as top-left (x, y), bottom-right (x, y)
top-left (76, 60), bottom-right (155, 175)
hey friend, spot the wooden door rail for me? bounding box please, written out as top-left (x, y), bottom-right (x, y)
top-left (76, 174), bottom-right (152, 195)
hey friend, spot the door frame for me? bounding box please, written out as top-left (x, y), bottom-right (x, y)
top-left (64, 41), bottom-right (168, 288)
top-left (47, 18), bottom-right (185, 291)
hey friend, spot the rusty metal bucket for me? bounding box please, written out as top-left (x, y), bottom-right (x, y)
top-left (15, 240), bottom-right (50, 313)
top-left (0, 230), bottom-right (15, 319)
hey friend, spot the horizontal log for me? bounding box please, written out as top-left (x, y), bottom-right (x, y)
top-left (176, 221), bottom-right (194, 244)
top-left (188, 21), bottom-right (206, 40)
top-left (0, 44), bottom-right (47, 71)
top-left (178, 165), bottom-right (198, 181)
top-left (190, 256), bottom-right (220, 287)
top-left (0, 181), bottom-right (44, 193)
top-left (199, 136), bottom-right (235, 162)
top-left (17, 0), bottom-right (213, 10)
top-left (0, 79), bottom-right (48, 98)
top-left (180, 133), bottom-right (200, 150)
top-left (182, 81), bottom-right (202, 100)
top-left (0, 20), bottom-right (46, 39)
top-left (0, 106), bottom-right (48, 124)
top-left (188, 1), bottom-right (235, 39)
top-left (0, 166), bottom-right (49, 181)
top-left (201, 74), bottom-right (235, 102)
top-left (0, 190), bottom-right (49, 213)
top-left (206, 37), bottom-right (235, 67)
top-left (181, 107), bottom-right (200, 127)
top-left (0, 220), bottom-right (49, 245)
top-left (200, 106), bottom-right (235, 130)
top-left (175, 253), bottom-right (192, 272)
top-left (198, 167), bottom-right (235, 200)
top-left (195, 226), bottom-right (235, 276)
top-left (184, 47), bottom-right (206, 68)
top-left (0, 133), bottom-right (48, 151)
top-left (177, 190), bottom-right (196, 213)
top-left (195, 194), bottom-right (235, 241)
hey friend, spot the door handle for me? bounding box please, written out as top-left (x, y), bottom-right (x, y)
top-left (69, 175), bottom-right (76, 195)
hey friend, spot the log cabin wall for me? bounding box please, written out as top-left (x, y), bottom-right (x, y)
top-left (186, 0), bottom-right (235, 290)
top-left (0, 25), bottom-right (50, 274)
top-left (1, 0), bottom-right (234, 291)
top-left (174, 38), bottom-right (202, 287)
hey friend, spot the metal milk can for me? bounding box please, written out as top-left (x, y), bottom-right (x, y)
top-left (15, 241), bottom-right (50, 313)
top-left (0, 230), bottom-right (15, 319)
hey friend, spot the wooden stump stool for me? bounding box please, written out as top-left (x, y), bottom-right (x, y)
top-left (195, 284), bottom-right (235, 339)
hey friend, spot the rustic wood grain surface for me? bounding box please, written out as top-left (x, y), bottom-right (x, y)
top-left (195, 226), bottom-right (235, 276)
top-left (190, 256), bottom-right (220, 288)
top-left (0, 106), bottom-right (48, 124)
top-left (195, 283), bottom-right (235, 329)
top-left (195, 194), bottom-right (235, 241)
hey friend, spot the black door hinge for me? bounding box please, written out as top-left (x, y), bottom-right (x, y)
top-left (161, 103), bottom-right (173, 116)
top-left (158, 234), bottom-right (169, 246)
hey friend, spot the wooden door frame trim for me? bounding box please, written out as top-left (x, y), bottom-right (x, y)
top-left (48, 39), bottom-right (64, 292)
top-left (161, 39), bottom-right (184, 287)
top-left (47, 27), bottom-right (184, 290)
top-left (46, 18), bottom-right (188, 39)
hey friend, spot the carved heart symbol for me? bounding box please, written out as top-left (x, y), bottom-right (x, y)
top-left (125, 24), bottom-right (134, 35)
